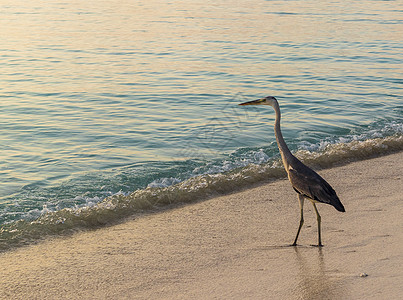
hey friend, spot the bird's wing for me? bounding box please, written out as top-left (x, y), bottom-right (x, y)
top-left (288, 164), bottom-right (337, 205)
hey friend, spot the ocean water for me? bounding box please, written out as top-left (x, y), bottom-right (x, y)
top-left (0, 0), bottom-right (402, 250)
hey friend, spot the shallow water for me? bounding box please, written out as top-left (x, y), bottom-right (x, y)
top-left (0, 0), bottom-right (402, 250)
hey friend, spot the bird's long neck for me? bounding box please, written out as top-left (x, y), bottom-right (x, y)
top-left (271, 101), bottom-right (293, 170)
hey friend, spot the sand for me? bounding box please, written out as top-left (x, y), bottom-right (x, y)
top-left (0, 152), bottom-right (402, 299)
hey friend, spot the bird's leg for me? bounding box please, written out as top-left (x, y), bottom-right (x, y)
top-left (292, 195), bottom-right (304, 246)
top-left (312, 202), bottom-right (323, 247)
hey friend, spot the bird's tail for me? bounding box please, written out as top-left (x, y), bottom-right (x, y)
top-left (333, 198), bottom-right (345, 212)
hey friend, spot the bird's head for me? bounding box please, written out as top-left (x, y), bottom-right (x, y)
top-left (238, 96), bottom-right (277, 106)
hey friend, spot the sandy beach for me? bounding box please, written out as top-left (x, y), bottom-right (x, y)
top-left (0, 152), bottom-right (402, 299)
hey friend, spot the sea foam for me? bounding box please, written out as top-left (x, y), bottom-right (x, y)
top-left (1, 133), bottom-right (402, 252)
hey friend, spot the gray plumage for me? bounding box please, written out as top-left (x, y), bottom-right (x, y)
top-left (288, 156), bottom-right (345, 212)
top-left (239, 96), bottom-right (345, 246)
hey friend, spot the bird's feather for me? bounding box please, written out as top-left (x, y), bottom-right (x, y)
top-left (287, 158), bottom-right (345, 212)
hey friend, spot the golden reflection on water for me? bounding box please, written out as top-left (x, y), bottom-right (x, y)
top-left (2, 0), bottom-right (401, 96)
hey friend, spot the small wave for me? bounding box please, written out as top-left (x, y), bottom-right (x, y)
top-left (147, 177), bottom-right (182, 188)
top-left (1, 133), bottom-right (402, 252)
top-left (296, 134), bottom-right (403, 169)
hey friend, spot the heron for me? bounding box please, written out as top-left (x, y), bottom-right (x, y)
top-left (239, 96), bottom-right (345, 247)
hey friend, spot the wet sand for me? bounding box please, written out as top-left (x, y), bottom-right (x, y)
top-left (1, 152), bottom-right (402, 299)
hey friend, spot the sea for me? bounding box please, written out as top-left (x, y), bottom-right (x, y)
top-left (1, 0), bottom-right (402, 251)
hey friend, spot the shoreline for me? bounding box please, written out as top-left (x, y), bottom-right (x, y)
top-left (1, 152), bottom-right (402, 299)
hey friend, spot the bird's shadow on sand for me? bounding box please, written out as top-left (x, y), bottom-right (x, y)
top-left (251, 244), bottom-right (346, 299)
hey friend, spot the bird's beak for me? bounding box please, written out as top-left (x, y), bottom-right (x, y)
top-left (238, 98), bottom-right (265, 106)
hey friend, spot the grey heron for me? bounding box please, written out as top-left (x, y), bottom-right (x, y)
top-left (239, 96), bottom-right (345, 246)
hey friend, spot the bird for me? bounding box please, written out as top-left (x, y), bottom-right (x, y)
top-left (239, 96), bottom-right (345, 247)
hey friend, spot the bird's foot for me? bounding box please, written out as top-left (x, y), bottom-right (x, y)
top-left (310, 244), bottom-right (324, 248)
